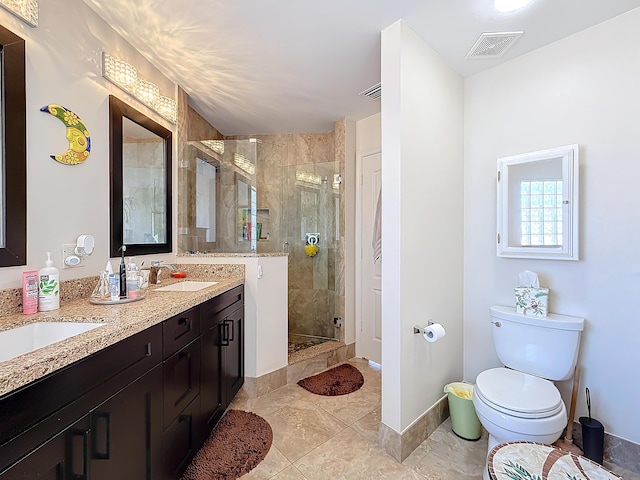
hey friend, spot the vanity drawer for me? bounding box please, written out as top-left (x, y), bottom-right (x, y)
top-left (200, 285), bottom-right (243, 333)
top-left (163, 306), bottom-right (200, 359)
top-left (163, 338), bottom-right (201, 428)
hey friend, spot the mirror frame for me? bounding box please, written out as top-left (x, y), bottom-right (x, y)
top-left (0, 25), bottom-right (27, 266)
top-left (109, 95), bottom-right (172, 257)
top-left (497, 144), bottom-right (579, 261)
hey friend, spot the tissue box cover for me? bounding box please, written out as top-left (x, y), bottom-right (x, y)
top-left (515, 287), bottom-right (549, 317)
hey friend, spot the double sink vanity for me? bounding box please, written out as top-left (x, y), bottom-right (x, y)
top-left (0, 275), bottom-right (245, 479)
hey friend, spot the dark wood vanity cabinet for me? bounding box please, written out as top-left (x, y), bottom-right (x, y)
top-left (0, 285), bottom-right (244, 480)
top-left (89, 365), bottom-right (163, 480)
top-left (199, 285), bottom-right (244, 440)
top-left (161, 306), bottom-right (202, 480)
top-left (0, 323), bottom-right (163, 479)
top-left (0, 415), bottom-right (91, 480)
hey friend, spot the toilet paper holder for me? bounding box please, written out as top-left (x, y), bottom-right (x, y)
top-left (413, 321), bottom-right (435, 335)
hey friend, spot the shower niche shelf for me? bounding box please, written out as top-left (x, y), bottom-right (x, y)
top-left (238, 208), bottom-right (270, 242)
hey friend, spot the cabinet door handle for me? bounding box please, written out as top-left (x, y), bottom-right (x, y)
top-left (145, 342), bottom-right (152, 356)
top-left (220, 322), bottom-right (229, 346)
top-left (178, 317), bottom-right (191, 328)
top-left (226, 319), bottom-right (234, 342)
top-left (92, 412), bottom-right (111, 460)
top-left (69, 428), bottom-right (90, 479)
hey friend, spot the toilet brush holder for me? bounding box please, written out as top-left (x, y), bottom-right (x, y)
top-left (579, 416), bottom-right (604, 465)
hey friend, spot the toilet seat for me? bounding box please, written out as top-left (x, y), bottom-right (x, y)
top-left (475, 368), bottom-right (563, 419)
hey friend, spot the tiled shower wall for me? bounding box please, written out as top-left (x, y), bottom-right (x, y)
top-left (249, 131), bottom-right (344, 340)
top-left (177, 89), bottom-right (346, 341)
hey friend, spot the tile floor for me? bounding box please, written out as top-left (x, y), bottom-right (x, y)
top-left (230, 358), bottom-right (640, 480)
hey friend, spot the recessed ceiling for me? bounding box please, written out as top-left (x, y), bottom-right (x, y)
top-left (81, 0), bottom-right (640, 135)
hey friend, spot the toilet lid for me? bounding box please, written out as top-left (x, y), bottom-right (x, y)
top-left (475, 368), bottom-right (563, 418)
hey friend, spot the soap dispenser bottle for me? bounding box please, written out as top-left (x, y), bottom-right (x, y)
top-left (38, 252), bottom-right (60, 311)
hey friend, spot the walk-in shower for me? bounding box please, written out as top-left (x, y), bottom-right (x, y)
top-left (179, 135), bottom-right (343, 356)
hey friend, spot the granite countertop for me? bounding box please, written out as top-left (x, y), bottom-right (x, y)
top-left (0, 276), bottom-right (243, 397)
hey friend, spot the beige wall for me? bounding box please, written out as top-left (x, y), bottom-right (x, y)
top-left (0, 0), bottom-right (177, 290)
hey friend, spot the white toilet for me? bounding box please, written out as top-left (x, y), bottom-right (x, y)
top-left (473, 305), bottom-right (584, 480)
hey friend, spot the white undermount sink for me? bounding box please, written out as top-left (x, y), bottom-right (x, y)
top-left (0, 322), bottom-right (105, 363)
top-left (155, 281), bottom-right (218, 292)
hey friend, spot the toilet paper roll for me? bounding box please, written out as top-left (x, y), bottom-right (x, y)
top-left (423, 323), bottom-right (446, 343)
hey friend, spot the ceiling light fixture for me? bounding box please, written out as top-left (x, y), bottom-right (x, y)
top-left (102, 52), bottom-right (177, 124)
top-left (0, 0), bottom-right (38, 27)
top-left (494, 0), bottom-right (533, 12)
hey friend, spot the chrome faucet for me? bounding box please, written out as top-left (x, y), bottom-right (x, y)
top-left (150, 261), bottom-right (162, 284)
top-left (150, 262), bottom-right (178, 284)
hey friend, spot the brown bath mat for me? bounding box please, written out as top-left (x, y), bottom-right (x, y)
top-left (181, 409), bottom-right (272, 480)
top-left (298, 363), bottom-right (364, 396)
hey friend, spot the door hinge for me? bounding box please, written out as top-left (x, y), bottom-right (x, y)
top-left (497, 233), bottom-right (501, 245)
top-left (497, 170), bottom-right (501, 182)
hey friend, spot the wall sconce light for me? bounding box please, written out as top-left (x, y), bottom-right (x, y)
top-left (233, 153), bottom-right (255, 176)
top-left (201, 140), bottom-right (225, 155)
top-left (296, 171), bottom-right (322, 187)
top-left (102, 52), bottom-right (177, 124)
top-left (0, 0), bottom-right (38, 27)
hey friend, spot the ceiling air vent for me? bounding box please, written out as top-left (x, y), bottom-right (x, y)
top-left (359, 82), bottom-right (381, 100)
top-left (465, 31), bottom-right (523, 59)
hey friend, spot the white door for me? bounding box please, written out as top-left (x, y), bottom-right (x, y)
top-left (357, 152), bottom-right (382, 364)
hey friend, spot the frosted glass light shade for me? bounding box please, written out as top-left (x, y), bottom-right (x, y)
top-left (201, 140), bottom-right (225, 155)
top-left (296, 171), bottom-right (322, 186)
top-left (155, 96), bottom-right (178, 124)
top-left (234, 153), bottom-right (255, 176)
top-left (0, 0), bottom-right (38, 27)
top-left (134, 79), bottom-right (160, 106)
top-left (103, 53), bottom-right (138, 90)
top-left (102, 52), bottom-right (177, 124)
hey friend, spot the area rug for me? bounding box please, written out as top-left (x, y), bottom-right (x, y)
top-left (181, 409), bottom-right (272, 480)
top-left (297, 363), bottom-right (364, 396)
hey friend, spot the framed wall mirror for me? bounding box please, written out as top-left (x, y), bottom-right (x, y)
top-left (497, 144), bottom-right (579, 261)
top-left (0, 24), bottom-right (27, 267)
top-left (109, 95), bottom-right (172, 257)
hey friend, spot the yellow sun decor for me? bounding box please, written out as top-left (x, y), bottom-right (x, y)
top-left (40, 104), bottom-right (91, 165)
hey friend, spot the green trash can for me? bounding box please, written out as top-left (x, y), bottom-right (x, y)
top-left (444, 382), bottom-right (482, 441)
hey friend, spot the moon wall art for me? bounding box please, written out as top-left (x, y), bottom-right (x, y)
top-left (40, 104), bottom-right (91, 165)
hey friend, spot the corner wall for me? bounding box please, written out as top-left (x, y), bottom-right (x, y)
top-left (463, 8), bottom-right (640, 446)
top-left (380, 20), bottom-right (464, 458)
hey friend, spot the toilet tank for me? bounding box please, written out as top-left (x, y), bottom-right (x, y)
top-left (490, 305), bottom-right (584, 381)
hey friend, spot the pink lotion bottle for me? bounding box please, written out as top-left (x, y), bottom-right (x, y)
top-left (22, 270), bottom-right (38, 314)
